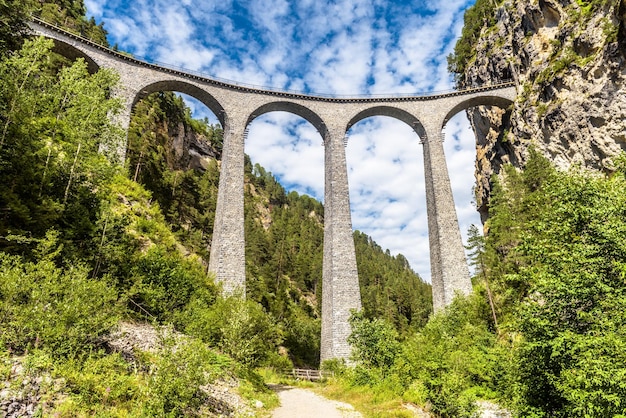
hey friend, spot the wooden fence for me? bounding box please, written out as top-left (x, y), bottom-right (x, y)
top-left (286, 368), bottom-right (333, 381)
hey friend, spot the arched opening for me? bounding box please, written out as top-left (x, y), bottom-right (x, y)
top-left (345, 111), bottom-right (433, 332)
top-left (127, 86), bottom-right (224, 264)
top-left (132, 80), bottom-right (226, 127)
top-left (244, 107), bottom-right (325, 367)
top-left (43, 36), bottom-right (100, 74)
top-left (441, 96), bottom-right (514, 270)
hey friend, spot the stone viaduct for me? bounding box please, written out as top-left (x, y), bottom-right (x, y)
top-left (30, 18), bottom-right (517, 363)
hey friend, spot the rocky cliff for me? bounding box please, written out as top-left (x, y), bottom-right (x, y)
top-left (162, 118), bottom-right (221, 172)
top-left (457, 0), bottom-right (626, 221)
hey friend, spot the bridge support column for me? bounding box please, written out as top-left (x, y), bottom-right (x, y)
top-left (208, 121), bottom-right (246, 295)
top-left (320, 127), bottom-right (362, 364)
top-left (422, 127), bottom-right (472, 312)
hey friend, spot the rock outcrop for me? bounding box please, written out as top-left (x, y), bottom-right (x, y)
top-left (165, 119), bottom-right (221, 172)
top-left (459, 0), bottom-right (626, 220)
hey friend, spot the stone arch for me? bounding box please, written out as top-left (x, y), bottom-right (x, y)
top-left (346, 106), bottom-right (426, 138)
top-left (441, 93), bottom-right (515, 226)
top-left (246, 102), bottom-right (327, 138)
top-left (442, 95), bottom-right (514, 128)
top-left (40, 36), bottom-right (100, 74)
top-left (132, 80), bottom-right (226, 127)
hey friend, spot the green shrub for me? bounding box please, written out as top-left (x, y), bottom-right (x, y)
top-left (321, 358), bottom-right (348, 376)
top-left (144, 335), bottom-right (229, 416)
top-left (506, 163), bottom-right (626, 416)
top-left (126, 245), bottom-right (215, 322)
top-left (283, 309), bottom-right (321, 367)
top-left (348, 311), bottom-right (400, 376)
top-left (395, 293), bottom-right (507, 417)
top-left (476, 152), bottom-right (626, 416)
top-left (179, 295), bottom-right (282, 367)
top-left (55, 352), bottom-right (143, 414)
top-left (0, 249), bottom-right (120, 358)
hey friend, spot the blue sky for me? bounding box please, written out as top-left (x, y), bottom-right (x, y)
top-left (85, 0), bottom-right (481, 281)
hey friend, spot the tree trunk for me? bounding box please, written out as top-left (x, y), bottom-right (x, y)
top-left (63, 142), bottom-right (81, 204)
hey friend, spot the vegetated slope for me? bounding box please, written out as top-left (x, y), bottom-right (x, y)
top-left (126, 91), bottom-right (433, 366)
top-left (0, 35), bottom-right (260, 416)
top-left (449, 0), bottom-right (626, 221)
top-left (332, 153), bottom-right (626, 418)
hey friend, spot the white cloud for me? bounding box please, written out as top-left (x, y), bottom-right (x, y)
top-left (346, 117), bottom-right (429, 277)
top-left (246, 113), bottom-right (325, 199)
top-left (84, 0), bottom-right (105, 18)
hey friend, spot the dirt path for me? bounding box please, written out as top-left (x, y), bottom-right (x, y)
top-left (271, 385), bottom-right (362, 418)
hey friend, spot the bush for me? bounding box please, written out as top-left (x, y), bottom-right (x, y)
top-left (0, 248), bottom-right (120, 358)
top-left (348, 311), bottom-right (400, 376)
top-left (505, 162), bottom-right (626, 416)
top-left (126, 245), bottom-right (215, 322)
top-left (178, 295), bottom-right (282, 367)
top-left (55, 352), bottom-right (143, 414)
top-left (282, 309), bottom-right (321, 367)
top-left (395, 293), bottom-right (507, 417)
top-left (144, 335), bottom-right (229, 417)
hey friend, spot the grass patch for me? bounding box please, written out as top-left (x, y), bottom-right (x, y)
top-left (315, 377), bottom-right (413, 418)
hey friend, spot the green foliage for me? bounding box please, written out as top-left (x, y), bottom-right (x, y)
top-left (55, 352), bottom-right (143, 414)
top-left (335, 150), bottom-right (626, 416)
top-left (0, 250), bottom-right (120, 358)
top-left (144, 335), bottom-right (227, 417)
top-left (476, 151), bottom-right (626, 416)
top-left (395, 293), bottom-right (506, 417)
top-left (179, 295), bottom-right (282, 368)
top-left (602, 16), bottom-right (619, 43)
top-left (45, 337), bottom-right (234, 416)
top-left (127, 245), bottom-right (215, 322)
top-left (348, 311), bottom-right (400, 375)
top-left (0, 0), bottom-right (33, 54)
top-left (447, 0), bottom-right (499, 77)
top-left (354, 231), bottom-right (432, 334)
top-left (0, 3), bottom-right (283, 415)
top-left (511, 171), bottom-right (626, 415)
top-left (0, 37), bottom-right (123, 260)
top-left (127, 92), bottom-right (221, 261)
top-left (33, 0), bottom-right (110, 46)
top-left (535, 48), bottom-right (579, 85)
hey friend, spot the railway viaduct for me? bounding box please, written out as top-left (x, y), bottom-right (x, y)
top-left (30, 18), bottom-right (517, 363)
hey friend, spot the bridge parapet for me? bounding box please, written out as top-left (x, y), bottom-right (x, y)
top-left (30, 17), bottom-right (514, 103)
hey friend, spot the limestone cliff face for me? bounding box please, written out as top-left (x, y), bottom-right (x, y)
top-left (459, 0), bottom-right (626, 220)
top-left (161, 118), bottom-right (221, 172)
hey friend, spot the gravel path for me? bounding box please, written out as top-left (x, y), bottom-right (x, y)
top-left (271, 385), bottom-right (362, 418)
